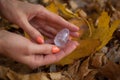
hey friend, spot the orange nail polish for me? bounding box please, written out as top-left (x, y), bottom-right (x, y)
top-left (52, 46), bottom-right (60, 54)
top-left (36, 36), bottom-right (44, 44)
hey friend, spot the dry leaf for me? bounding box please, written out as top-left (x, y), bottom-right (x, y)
top-left (57, 39), bottom-right (100, 65)
top-left (0, 66), bottom-right (10, 80)
top-left (0, 65), bottom-right (68, 80)
top-left (47, 0), bottom-right (78, 19)
top-left (67, 60), bottom-right (81, 79)
top-left (75, 58), bottom-right (97, 80)
top-left (46, 1), bottom-right (58, 14)
top-left (48, 72), bottom-right (62, 80)
top-left (66, 52), bottom-right (108, 80)
top-left (90, 52), bottom-right (106, 68)
top-left (83, 71), bottom-right (97, 80)
top-left (97, 61), bottom-right (120, 80)
top-left (24, 32), bottom-right (30, 39)
top-left (90, 11), bottom-right (120, 50)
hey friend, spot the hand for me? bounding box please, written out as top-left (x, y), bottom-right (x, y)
top-left (0, 30), bottom-right (78, 68)
top-left (0, 0), bottom-right (79, 43)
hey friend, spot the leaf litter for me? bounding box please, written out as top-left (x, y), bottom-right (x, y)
top-left (0, 0), bottom-right (120, 80)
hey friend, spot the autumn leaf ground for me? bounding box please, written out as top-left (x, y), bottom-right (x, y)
top-left (0, 0), bottom-right (120, 80)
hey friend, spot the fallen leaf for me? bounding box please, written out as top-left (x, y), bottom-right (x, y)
top-left (97, 61), bottom-right (120, 80)
top-left (67, 60), bottom-right (81, 79)
top-left (57, 39), bottom-right (100, 65)
top-left (90, 11), bottom-right (120, 50)
top-left (0, 66), bottom-right (9, 80)
top-left (47, 0), bottom-right (78, 19)
top-left (46, 1), bottom-right (58, 14)
top-left (48, 72), bottom-right (62, 80)
top-left (90, 52), bottom-right (106, 68)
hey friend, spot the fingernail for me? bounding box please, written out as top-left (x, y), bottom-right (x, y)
top-left (52, 46), bottom-right (60, 54)
top-left (75, 32), bottom-right (80, 37)
top-left (36, 36), bottom-right (44, 44)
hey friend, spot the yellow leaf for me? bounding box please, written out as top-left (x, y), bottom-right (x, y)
top-left (68, 18), bottom-right (90, 39)
top-left (46, 1), bottom-right (58, 14)
top-left (57, 3), bottom-right (77, 19)
top-left (47, 0), bottom-right (77, 19)
top-left (24, 32), bottom-right (30, 39)
top-left (90, 11), bottom-right (120, 51)
top-left (91, 12), bottom-right (110, 40)
top-left (57, 39), bottom-right (100, 65)
top-left (96, 20), bottom-right (120, 50)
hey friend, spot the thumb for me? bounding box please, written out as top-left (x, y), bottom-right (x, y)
top-left (29, 43), bottom-right (60, 54)
top-left (18, 18), bottom-right (44, 44)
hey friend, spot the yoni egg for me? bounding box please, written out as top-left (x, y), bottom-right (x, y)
top-left (54, 28), bottom-right (69, 48)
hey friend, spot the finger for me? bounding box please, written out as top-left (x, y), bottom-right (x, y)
top-left (37, 10), bottom-right (79, 32)
top-left (33, 19), bottom-right (58, 35)
top-left (29, 43), bottom-right (60, 54)
top-left (39, 29), bottom-right (54, 38)
top-left (45, 39), bottom-right (54, 44)
top-left (31, 41), bottom-right (78, 68)
top-left (26, 41), bottom-right (78, 68)
top-left (42, 25), bottom-right (58, 36)
top-left (25, 54), bottom-right (58, 68)
top-left (19, 54), bottom-right (57, 69)
top-left (18, 18), bottom-right (44, 44)
top-left (70, 32), bottom-right (80, 37)
top-left (30, 20), bottom-right (55, 38)
top-left (30, 18), bottom-right (46, 29)
top-left (36, 54), bottom-right (58, 67)
top-left (55, 40), bottom-right (78, 60)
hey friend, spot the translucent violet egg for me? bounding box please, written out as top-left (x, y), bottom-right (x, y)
top-left (54, 28), bottom-right (70, 48)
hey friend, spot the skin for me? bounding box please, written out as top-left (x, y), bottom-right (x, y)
top-left (0, 30), bottom-right (78, 69)
top-left (0, 0), bottom-right (79, 68)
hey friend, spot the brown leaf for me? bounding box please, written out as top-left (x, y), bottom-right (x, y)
top-left (0, 66), bottom-right (10, 80)
top-left (67, 60), bottom-right (81, 79)
top-left (84, 71), bottom-right (97, 80)
top-left (48, 72), bottom-right (63, 80)
top-left (90, 52), bottom-right (107, 68)
top-left (98, 61), bottom-right (120, 80)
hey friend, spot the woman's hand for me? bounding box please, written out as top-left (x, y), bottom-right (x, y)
top-left (0, 30), bottom-right (78, 68)
top-left (0, 0), bottom-right (79, 43)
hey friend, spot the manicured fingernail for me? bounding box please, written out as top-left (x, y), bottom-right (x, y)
top-left (52, 46), bottom-right (60, 54)
top-left (36, 36), bottom-right (44, 44)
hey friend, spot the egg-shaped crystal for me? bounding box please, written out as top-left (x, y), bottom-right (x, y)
top-left (54, 28), bottom-right (69, 48)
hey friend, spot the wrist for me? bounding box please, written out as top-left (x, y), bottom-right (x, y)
top-left (0, 0), bottom-right (17, 14)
